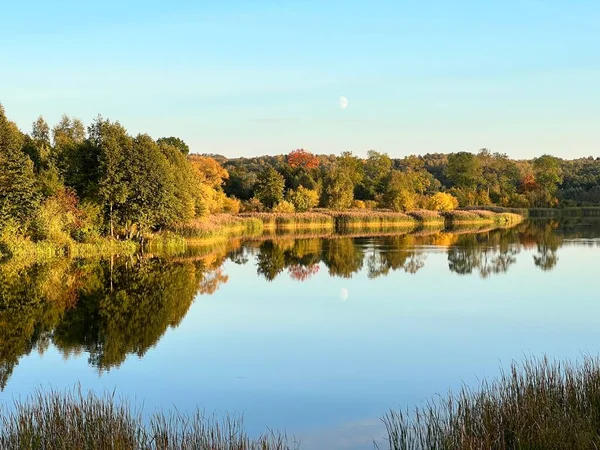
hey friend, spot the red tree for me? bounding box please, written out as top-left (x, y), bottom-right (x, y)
top-left (287, 149), bottom-right (320, 170)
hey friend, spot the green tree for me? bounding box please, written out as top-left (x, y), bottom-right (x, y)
top-left (255, 167), bottom-right (285, 208)
top-left (532, 155), bottom-right (564, 207)
top-left (445, 152), bottom-right (483, 190)
top-left (88, 117), bottom-right (130, 237)
top-left (157, 137), bottom-right (190, 155)
top-left (325, 167), bottom-right (354, 209)
top-left (358, 150), bottom-right (392, 200)
top-left (0, 105), bottom-right (40, 230)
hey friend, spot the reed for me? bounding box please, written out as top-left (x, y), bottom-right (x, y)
top-left (443, 210), bottom-right (522, 226)
top-left (382, 355), bottom-right (600, 450)
top-left (171, 214), bottom-right (264, 240)
top-left (0, 388), bottom-right (295, 450)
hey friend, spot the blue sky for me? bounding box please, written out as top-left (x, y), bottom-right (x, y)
top-left (1, 0), bottom-right (599, 158)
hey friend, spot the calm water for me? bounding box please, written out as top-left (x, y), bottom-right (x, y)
top-left (1, 219), bottom-right (600, 449)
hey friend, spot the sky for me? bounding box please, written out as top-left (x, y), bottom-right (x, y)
top-left (1, 0), bottom-right (599, 159)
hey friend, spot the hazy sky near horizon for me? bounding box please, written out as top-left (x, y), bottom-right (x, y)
top-left (1, 0), bottom-right (599, 159)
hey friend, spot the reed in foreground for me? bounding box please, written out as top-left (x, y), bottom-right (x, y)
top-left (382, 355), bottom-right (600, 450)
top-left (0, 388), bottom-right (295, 450)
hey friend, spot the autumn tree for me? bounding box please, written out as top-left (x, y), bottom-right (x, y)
top-left (288, 148), bottom-right (320, 169)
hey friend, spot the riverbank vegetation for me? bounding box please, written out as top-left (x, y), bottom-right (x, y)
top-left (383, 356), bottom-right (600, 450)
top-left (0, 389), bottom-right (293, 450)
top-left (3, 103), bottom-right (597, 258)
top-left (4, 356), bottom-right (600, 449)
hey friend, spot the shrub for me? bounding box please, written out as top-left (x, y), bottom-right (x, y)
top-left (287, 186), bottom-right (319, 212)
top-left (223, 196), bottom-right (241, 214)
top-left (364, 200), bottom-right (378, 210)
top-left (351, 200), bottom-right (366, 209)
top-left (241, 197), bottom-right (264, 213)
top-left (272, 200), bottom-right (295, 213)
top-left (427, 192), bottom-right (459, 211)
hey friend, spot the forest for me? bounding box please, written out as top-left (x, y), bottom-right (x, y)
top-left (1, 104), bottom-right (599, 250)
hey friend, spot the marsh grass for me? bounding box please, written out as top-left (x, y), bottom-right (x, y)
top-left (443, 210), bottom-right (522, 226)
top-left (382, 356), bottom-right (600, 450)
top-left (172, 215), bottom-right (264, 240)
top-left (0, 388), bottom-right (295, 450)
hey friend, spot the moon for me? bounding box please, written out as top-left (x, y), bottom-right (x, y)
top-left (340, 288), bottom-right (349, 301)
top-left (339, 96), bottom-right (348, 109)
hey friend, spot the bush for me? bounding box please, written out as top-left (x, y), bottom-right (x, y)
top-left (427, 192), bottom-right (459, 211)
top-left (287, 186), bottom-right (319, 212)
top-left (364, 200), bottom-right (378, 210)
top-left (241, 197), bottom-right (264, 213)
top-left (222, 196), bottom-right (241, 214)
top-left (272, 200), bottom-right (295, 213)
top-left (351, 200), bottom-right (366, 209)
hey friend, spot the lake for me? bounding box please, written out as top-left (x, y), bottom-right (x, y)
top-left (1, 218), bottom-right (600, 449)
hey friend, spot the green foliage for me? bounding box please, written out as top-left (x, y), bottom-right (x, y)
top-left (445, 151), bottom-right (484, 190)
top-left (272, 200), bottom-right (296, 213)
top-left (325, 168), bottom-right (354, 209)
top-left (156, 136), bottom-right (190, 155)
top-left (286, 186), bottom-right (319, 211)
top-left (0, 106), bottom-right (40, 231)
top-left (255, 167), bottom-right (285, 208)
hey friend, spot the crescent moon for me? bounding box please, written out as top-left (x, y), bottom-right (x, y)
top-left (339, 96), bottom-right (348, 109)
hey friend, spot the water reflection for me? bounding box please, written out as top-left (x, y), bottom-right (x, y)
top-left (1, 219), bottom-right (599, 390)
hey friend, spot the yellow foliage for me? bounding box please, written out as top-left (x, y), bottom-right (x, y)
top-left (351, 200), bottom-right (366, 209)
top-left (427, 192), bottom-right (459, 211)
top-left (189, 155), bottom-right (229, 189)
top-left (272, 200), bottom-right (296, 213)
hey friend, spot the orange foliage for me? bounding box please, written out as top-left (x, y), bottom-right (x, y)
top-left (188, 155), bottom-right (229, 188)
top-left (288, 149), bottom-right (320, 170)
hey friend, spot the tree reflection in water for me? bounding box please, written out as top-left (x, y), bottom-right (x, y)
top-left (1, 218), bottom-right (597, 389)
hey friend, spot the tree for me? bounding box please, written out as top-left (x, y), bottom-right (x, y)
top-left (445, 152), bottom-right (483, 190)
top-left (157, 137), bottom-right (190, 155)
top-left (88, 117), bottom-right (130, 237)
top-left (288, 149), bottom-right (319, 170)
top-left (0, 105), bottom-right (40, 230)
top-left (383, 171), bottom-right (418, 211)
top-left (287, 186), bottom-right (320, 211)
top-left (255, 167), bottom-right (285, 208)
top-left (532, 155), bottom-right (563, 207)
top-left (325, 167), bottom-right (354, 209)
top-left (360, 150), bottom-right (392, 199)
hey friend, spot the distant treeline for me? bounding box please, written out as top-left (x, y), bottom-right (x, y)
top-left (1, 103), bottom-right (599, 247)
top-left (218, 149), bottom-right (600, 212)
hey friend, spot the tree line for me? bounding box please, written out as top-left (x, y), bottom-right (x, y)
top-left (0, 105), bottom-right (235, 247)
top-left (222, 149), bottom-right (600, 213)
top-left (2, 103), bottom-right (600, 246)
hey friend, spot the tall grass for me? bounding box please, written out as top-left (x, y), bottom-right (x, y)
top-left (0, 388), bottom-right (295, 450)
top-left (171, 214), bottom-right (264, 240)
top-left (443, 210), bottom-right (522, 226)
top-left (382, 355), bottom-right (600, 450)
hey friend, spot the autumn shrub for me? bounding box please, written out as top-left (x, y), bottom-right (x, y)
top-left (241, 197), bottom-right (265, 213)
top-left (351, 200), bottom-right (366, 209)
top-left (287, 186), bottom-right (319, 212)
top-left (364, 200), bottom-right (378, 210)
top-left (427, 192), bottom-right (459, 211)
top-left (223, 196), bottom-right (241, 214)
top-left (272, 201), bottom-right (296, 213)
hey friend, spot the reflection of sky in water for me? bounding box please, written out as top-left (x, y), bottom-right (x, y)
top-left (3, 236), bottom-right (600, 449)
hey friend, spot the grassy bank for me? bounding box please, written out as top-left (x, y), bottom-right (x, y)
top-left (0, 389), bottom-right (293, 450)
top-left (383, 356), bottom-right (600, 450)
top-left (0, 234), bottom-right (138, 262)
top-left (5, 356), bottom-right (600, 450)
top-left (443, 209), bottom-right (523, 226)
top-left (238, 209), bottom-right (521, 234)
